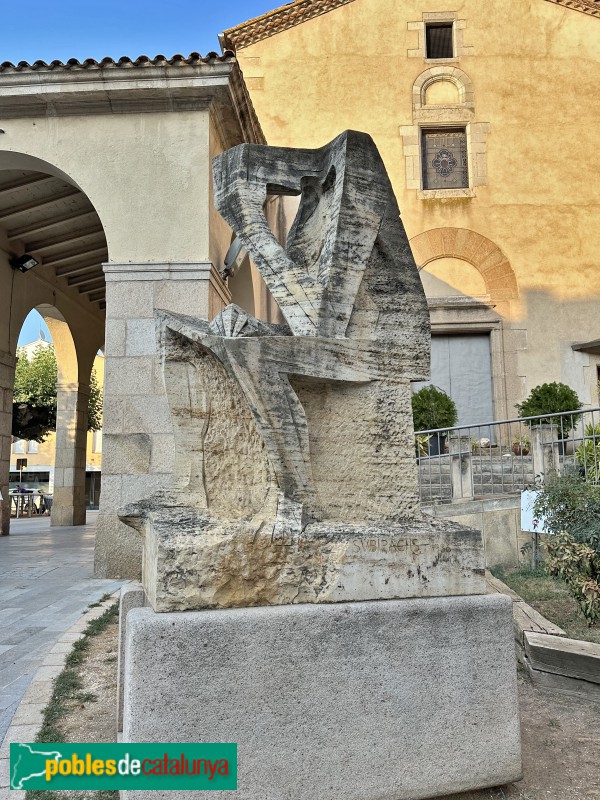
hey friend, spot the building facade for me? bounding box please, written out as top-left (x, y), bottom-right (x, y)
top-left (0, 53), bottom-right (281, 578)
top-left (222, 0), bottom-right (600, 427)
top-left (10, 341), bottom-right (104, 505)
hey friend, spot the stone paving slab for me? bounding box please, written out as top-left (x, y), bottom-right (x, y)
top-left (0, 590), bottom-right (120, 794)
top-left (0, 512), bottom-right (123, 745)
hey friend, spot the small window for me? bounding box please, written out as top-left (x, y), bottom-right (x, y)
top-left (426, 23), bottom-right (454, 59)
top-left (422, 129), bottom-right (468, 190)
top-left (13, 439), bottom-right (26, 454)
top-left (27, 441), bottom-right (39, 454)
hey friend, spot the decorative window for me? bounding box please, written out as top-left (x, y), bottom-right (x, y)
top-left (400, 66), bottom-right (489, 199)
top-left (422, 129), bottom-right (468, 190)
top-left (425, 23), bottom-right (453, 59)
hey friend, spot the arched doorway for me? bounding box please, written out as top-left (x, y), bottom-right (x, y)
top-left (0, 155), bottom-right (107, 535)
top-left (410, 228), bottom-right (519, 425)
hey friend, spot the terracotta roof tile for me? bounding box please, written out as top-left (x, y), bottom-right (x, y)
top-left (0, 51), bottom-right (236, 74)
top-left (544, 0), bottom-right (600, 17)
top-left (221, 0), bottom-right (354, 50)
top-left (221, 0), bottom-right (599, 52)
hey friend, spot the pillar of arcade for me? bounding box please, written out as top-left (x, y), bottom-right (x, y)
top-left (0, 349), bottom-right (16, 536)
top-left (50, 380), bottom-right (89, 526)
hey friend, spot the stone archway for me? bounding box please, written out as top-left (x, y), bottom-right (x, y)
top-left (0, 154), bottom-right (107, 535)
top-left (409, 228), bottom-right (518, 302)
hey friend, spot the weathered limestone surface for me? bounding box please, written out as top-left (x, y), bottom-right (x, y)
top-left (122, 595), bottom-right (522, 800)
top-left (120, 131), bottom-right (521, 800)
top-left (123, 503), bottom-right (485, 611)
top-left (116, 582), bottom-right (144, 734)
top-left (119, 131), bottom-right (482, 610)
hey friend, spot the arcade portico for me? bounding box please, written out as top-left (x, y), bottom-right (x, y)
top-left (0, 53), bottom-right (278, 577)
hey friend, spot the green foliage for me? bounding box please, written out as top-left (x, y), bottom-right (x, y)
top-left (516, 381), bottom-right (581, 435)
top-left (414, 433), bottom-right (430, 455)
top-left (88, 366), bottom-right (103, 432)
top-left (12, 344), bottom-right (102, 441)
top-left (411, 385), bottom-right (458, 432)
top-left (533, 475), bottom-right (600, 624)
top-left (533, 475), bottom-right (600, 548)
top-left (575, 423), bottom-right (600, 483)
top-left (546, 532), bottom-right (600, 624)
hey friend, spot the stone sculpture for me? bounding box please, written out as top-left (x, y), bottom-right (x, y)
top-left (120, 131), bottom-right (521, 800)
top-left (120, 130), bottom-right (485, 610)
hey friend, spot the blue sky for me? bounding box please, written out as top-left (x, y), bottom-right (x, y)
top-left (1, 0), bottom-right (280, 64)
top-left (10, 0), bottom-right (280, 345)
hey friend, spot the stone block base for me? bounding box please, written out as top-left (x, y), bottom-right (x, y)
top-left (122, 594), bottom-right (521, 800)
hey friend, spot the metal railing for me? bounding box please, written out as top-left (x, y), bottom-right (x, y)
top-left (415, 407), bottom-right (600, 503)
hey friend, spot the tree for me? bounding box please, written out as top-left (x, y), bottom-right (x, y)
top-left (12, 344), bottom-right (102, 442)
top-left (516, 381), bottom-right (581, 436)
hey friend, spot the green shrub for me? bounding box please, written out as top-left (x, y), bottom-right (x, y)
top-left (545, 532), bottom-right (600, 624)
top-left (516, 381), bottom-right (581, 435)
top-left (411, 385), bottom-right (458, 432)
top-left (533, 475), bottom-right (600, 624)
top-left (575, 423), bottom-right (600, 483)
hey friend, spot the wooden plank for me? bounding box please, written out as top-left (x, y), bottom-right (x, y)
top-left (525, 631), bottom-right (600, 685)
top-left (486, 572), bottom-right (522, 601)
top-left (513, 600), bottom-right (566, 637)
top-left (486, 571), bottom-right (566, 637)
top-left (525, 660), bottom-right (600, 699)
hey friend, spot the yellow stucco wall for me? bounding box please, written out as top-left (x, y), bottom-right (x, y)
top-left (233, 0), bottom-right (600, 412)
top-left (0, 110), bottom-right (212, 264)
top-left (10, 352), bottom-right (105, 479)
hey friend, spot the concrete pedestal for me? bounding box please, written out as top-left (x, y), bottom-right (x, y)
top-left (122, 594), bottom-right (521, 800)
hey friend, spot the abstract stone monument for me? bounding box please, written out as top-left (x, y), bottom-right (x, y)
top-left (120, 131), bottom-right (521, 800)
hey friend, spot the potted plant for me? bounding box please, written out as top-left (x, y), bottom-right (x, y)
top-left (414, 433), bottom-right (430, 460)
top-left (411, 385), bottom-right (458, 456)
top-left (512, 434), bottom-right (530, 456)
top-left (575, 423), bottom-right (600, 482)
top-left (516, 382), bottom-right (581, 453)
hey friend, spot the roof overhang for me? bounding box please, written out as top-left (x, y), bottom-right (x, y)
top-left (221, 0), bottom-right (355, 51)
top-left (572, 339), bottom-right (600, 355)
top-left (0, 54), bottom-right (265, 146)
top-left (221, 0), bottom-right (599, 52)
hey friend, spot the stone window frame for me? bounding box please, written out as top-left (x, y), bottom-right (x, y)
top-left (400, 66), bottom-right (489, 199)
top-left (408, 12), bottom-right (474, 62)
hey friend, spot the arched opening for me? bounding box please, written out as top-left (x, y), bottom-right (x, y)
top-left (0, 155), bottom-right (106, 535)
top-left (410, 228), bottom-right (519, 424)
top-left (424, 80), bottom-right (461, 106)
top-left (420, 257), bottom-right (488, 299)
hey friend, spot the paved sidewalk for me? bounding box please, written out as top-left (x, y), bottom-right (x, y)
top-left (0, 512), bottom-right (124, 743)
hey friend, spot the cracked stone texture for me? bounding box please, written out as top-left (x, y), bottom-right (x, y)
top-left (119, 130), bottom-right (483, 612)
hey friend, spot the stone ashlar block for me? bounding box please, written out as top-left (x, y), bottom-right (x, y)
top-left (117, 582), bottom-right (145, 733)
top-left (130, 505), bottom-right (486, 612)
top-left (102, 433), bottom-right (152, 475)
top-left (122, 594), bottom-right (522, 800)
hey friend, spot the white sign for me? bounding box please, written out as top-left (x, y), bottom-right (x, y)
top-left (520, 490), bottom-right (547, 533)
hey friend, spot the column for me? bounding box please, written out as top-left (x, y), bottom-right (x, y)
top-left (0, 350), bottom-right (16, 536)
top-left (51, 381), bottom-right (89, 526)
top-left (94, 262), bottom-right (231, 579)
top-left (530, 423), bottom-right (558, 486)
top-left (449, 433), bottom-right (474, 501)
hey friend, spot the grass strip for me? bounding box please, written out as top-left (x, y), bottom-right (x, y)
top-left (491, 566), bottom-right (600, 645)
top-left (25, 600), bottom-right (120, 800)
